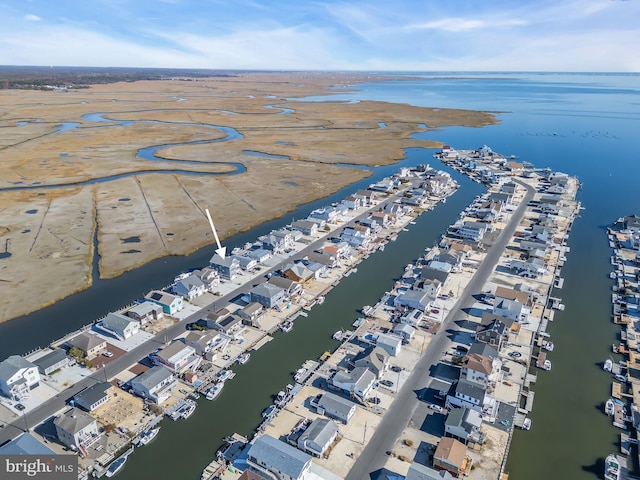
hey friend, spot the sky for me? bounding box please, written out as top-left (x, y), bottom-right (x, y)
top-left (1, 0), bottom-right (639, 72)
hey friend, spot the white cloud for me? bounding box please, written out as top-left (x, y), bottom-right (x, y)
top-left (24, 14), bottom-right (41, 22)
top-left (405, 17), bottom-right (527, 33)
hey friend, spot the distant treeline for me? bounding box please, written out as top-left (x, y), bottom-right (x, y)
top-left (0, 66), bottom-right (238, 90)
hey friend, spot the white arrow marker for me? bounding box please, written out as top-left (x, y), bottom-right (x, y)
top-left (205, 208), bottom-right (226, 259)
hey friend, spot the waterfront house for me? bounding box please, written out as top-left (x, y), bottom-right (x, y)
top-left (145, 290), bottom-right (184, 315)
top-left (355, 189), bottom-right (376, 206)
top-left (152, 341), bottom-right (201, 374)
top-left (310, 207), bottom-right (339, 224)
top-left (394, 290), bottom-right (434, 312)
top-left (371, 211), bottom-right (391, 228)
top-left (130, 365), bottom-right (177, 404)
top-left (97, 312), bottom-right (140, 341)
top-left (172, 273), bottom-right (206, 300)
top-left (291, 220), bottom-right (319, 236)
top-left (192, 266), bottom-right (221, 289)
top-left (455, 221), bottom-right (488, 243)
top-left (357, 217), bottom-right (381, 233)
top-left (246, 248), bottom-right (272, 264)
top-left (372, 332), bottom-right (403, 357)
top-left (310, 392), bottom-right (357, 424)
top-left (54, 407), bottom-right (100, 450)
top-left (67, 332), bottom-right (106, 359)
top-left (405, 462), bottom-right (453, 480)
top-left (341, 195), bottom-right (362, 210)
top-left (341, 226), bottom-right (371, 248)
top-left (401, 308), bottom-right (423, 326)
top-left (428, 260), bottom-right (453, 273)
top-left (297, 418), bottom-right (339, 457)
top-left (32, 349), bottom-right (68, 375)
top-left (238, 471), bottom-right (268, 480)
top-left (392, 323), bottom-right (416, 341)
top-left (445, 406), bottom-right (485, 445)
top-left (500, 181), bottom-right (517, 195)
top-left (247, 434), bottom-right (312, 480)
top-left (238, 302), bottom-right (265, 327)
top-left (282, 263), bottom-right (314, 284)
top-left (475, 313), bottom-right (514, 350)
top-left (352, 346), bottom-right (389, 379)
top-left (433, 437), bottom-right (471, 477)
top-left (127, 301), bottom-right (163, 324)
top-left (330, 366), bottom-right (376, 400)
top-left (495, 286), bottom-right (533, 307)
top-left (209, 254), bottom-right (240, 280)
top-left (250, 282), bottom-right (286, 309)
top-left (73, 382), bottom-right (111, 412)
top-left (460, 354), bottom-right (494, 387)
top-left (421, 266), bottom-right (450, 286)
top-left (234, 255), bottom-right (258, 271)
top-left (213, 313), bottom-right (245, 337)
top-left (509, 258), bottom-right (546, 278)
top-left (447, 379), bottom-right (486, 413)
top-left (308, 250), bottom-right (339, 268)
top-left (492, 297), bottom-right (528, 322)
top-left (468, 343), bottom-right (499, 360)
top-left (414, 277), bottom-right (443, 298)
top-left (433, 251), bottom-right (464, 272)
top-left (0, 432), bottom-right (57, 455)
top-left (182, 330), bottom-right (220, 356)
top-left (322, 242), bottom-right (350, 259)
top-left (370, 179), bottom-right (394, 192)
top-left (204, 308), bottom-right (231, 329)
top-left (519, 238), bottom-right (549, 253)
top-left (268, 276), bottom-right (303, 297)
top-left (0, 355), bottom-right (40, 401)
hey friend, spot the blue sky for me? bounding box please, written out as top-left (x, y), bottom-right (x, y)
top-left (2, 0), bottom-right (638, 71)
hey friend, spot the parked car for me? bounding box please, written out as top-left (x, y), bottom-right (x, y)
top-left (427, 403), bottom-right (445, 413)
top-left (103, 351), bottom-right (113, 357)
top-left (380, 380), bottom-right (394, 387)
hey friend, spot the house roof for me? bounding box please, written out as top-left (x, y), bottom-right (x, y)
top-left (455, 379), bottom-right (486, 402)
top-left (354, 346), bottom-right (389, 373)
top-left (317, 392), bottom-right (356, 417)
top-left (397, 290), bottom-right (432, 307)
top-left (298, 418), bottom-right (339, 449)
top-left (146, 290), bottom-right (181, 306)
top-left (238, 471), bottom-right (268, 480)
top-left (54, 407), bottom-right (95, 435)
top-left (74, 382), bottom-right (111, 408)
top-left (134, 365), bottom-right (173, 389)
top-left (68, 332), bottom-right (105, 353)
top-left (248, 434), bottom-right (311, 480)
top-left (251, 282), bottom-right (285, 298)
top-left (481, 312), bottom-right (515, 329)
top-left (284, 263), bottom-right (313, 280)
top-left (434, 437), bottom-right (467, 469)
top-left (32, 349), bottom-right (67, 371)
top-left (268, 276), bottom-right (300, 291)
top-left (155, 341), bottom-right (193, 361)
top-left (393, 323), bottom-right (416, 336)
top-left (405, 462), bottom-right (453, 480)
top-left (101, 312), bottom-right (138, 332)
top-left (495, 286), bottom-right (530, 305)
top-left (176, 274), bottom-right (205, 291)
top-left (128, 301), bottom-right (161, 316)
top-left (468, 343), bottom-right (498, 360)
top-left (209, 253), bottom-right (240, 268)
top-left (243, 302), bottom-right (264, 315)
top-left (0, 355), bottom-right (36, 381)
top-left (421, 267), bottom-right (449, 284)
top-left (0, 433), bottom-right (56, 455)
top-left (463, 354), bottom-right (493, 375)
top-left (247, 248), bottom-right (271, 260)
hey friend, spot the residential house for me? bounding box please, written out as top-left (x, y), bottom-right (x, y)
top-left (310, 392), bottom-right (357, 424)
top-left (127, 301), bottom-right (163, 324)
top-left (152, 341), bottom-right (201, 374)
top-left (250, 282), bottom-right (286, 309)
top-left (373, 333), bottom-right (403, 357)
top-left (500, 181), bottom-right (517, 195)
top-left (247, 434), bottom-right (312, 480)
top-left (172, 274), bottom-right (206, 300)
top-left (210, 313), bottom-right (245, 337)
top-left (468, 343), bottom-right (499, 361)
top-left (355, 189), bottom-right (376, 206)
top-left (182, 330), bottom-right (220, 356)
top-left (455, 221), bottom-right (488, 242)
top-left (460, 354), bottom-right (494, 387)
top-left (307, 262), bottom-right (327, 279)
top-left (282, 263), bottom-right (314, 284)
top-left (322, 242), bottom-right (350, 259)
top-left (415, 278), bottom-right (443, 298)
top-left (54, 408), bottom-right (100, 450)
top-left (371, 211), bottom-right (391, 228)
top-left (238, 471), bottom-right (268, 480)
top-left (330, 367), bottom-right (376, 400)
top-left (400, 308), bottom-right (423, 326)
top-left (475, 313), bottom-right (514, 350)
top-left (370, 179), bottom-right (394, 192)
top-left (234, 255), bottom-right (258, 271)
top-left (433, 251), bottom-right (464, 272)
top-left (309, 207), bottom-right (339, 224)
top-left (32, 349), bottom-right (68, 375)
top-left (291, 220), bottom-right (318, 236)
top-left (509, 258), bottom-right (546, 278)
top-left (209, 254), bottom-right (240, 280)
top-left (130, 365), bottom-right (177, 404)
top-left (352, 346), bottom-right (389, 379)
top-left (405, 462), bottom-right (453, 480)
top-left (433, 437), bottom-right (471, 477)
top-left (246, 248), bottom-right (272, 264)
top-left (73, 382), bottom-right (111, 412)
top-left (494, 287), bottom-right (532, 313)
top-left (268, 276), bottom-right (303, 297)
top-left (308, 250), bottom-right (339, 268)
top-left (341, 226), bottom-right (371, 248)
top-left (204, 308), bottom-right (231, 329)
top-left (394, 290), bottom-right (434, 312)
top-left (445, 407), bottom-right (485, 445)
top-left (97, 312), bottom-right (140, 341)
top-left (428, 260), bottom-right (453, 273)
top-left (67, 332), bottom-right (106, 359)
top-left (447, 379), bottom-right (486, 413)
top-left (145, 290), bottom-right (184, 315)
top-left (192, 267), bottom-right (220, 289)
top-left (0, 355), bottom-right (40, 400)
top-left (493, 297), bottom-right (528, 322)
top-left (341, 195), bottom-right (362, 210)
top-left (297, 418), bottom-right (339, 457)
top-left (392, 323), bottom-right (416, 340)
top-left (238, 302), bottom-right (265, 327)
top-left (0, 432), bottom-right (56, 455)
top-left (357, 217), bottom-right (380, 234)
top-left (421, 267), bottom-right (449, 287)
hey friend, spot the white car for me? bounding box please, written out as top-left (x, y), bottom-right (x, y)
top-left (103, 351), bottom-right (113, 358)
top-left (427, 403), bottom-right (445, 413)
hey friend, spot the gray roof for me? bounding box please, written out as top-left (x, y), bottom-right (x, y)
top-left (317, 392), bottom-right (356, 417)
top-left (243, 302), bottom-right (263, 315)
top-left (209, 253), bottom-right (240, 268)
top-left (54, 407), bottom-right (95, 435)
top-left (33, 349), bottom-right (67, 371)
top-left (468, 343), bottom-right (498, 360)
top-left (406, 462), bottom-right (453, 480)
top-left (268, 276), bottom-right (299, 291)
top-left (155, 342), bottom-right (192, 361)
top-left (455, 379), bottom-right (486, 402)
top-left (0, 355), bottom-right (36, 381)
top-left (68, 332), bottom-right (105, 353)
top-left (397, 290), bottom-right (432, 305)
top-left (251, 282), bottom-right (284, 298)
top-left (74, 382), bottom-right (111, 408)
top-left (298, 417), bottom-right (339, 450)
top-left (176, 273), bottom-right (205, 290)
top-left (128, 301), bottom-right (161, 316)
top-left (248, 434), bottom-right (311, 479)
top-left (354, 346), bottom-right (389, 373)
top-left (247, 248), bottom-right (271, 260)
top-left (101, 312), bottom-right (138, 331)
top-left (0, 433), bottom-right (56, 455)
top-left (445, 406), bottom-right (482, 432)
top-left (134, 365), bottom-right (174, 389)
top-left (421, 267), bottom-right (449, 283)
top-left (146, 290), bottom-right (181, 305)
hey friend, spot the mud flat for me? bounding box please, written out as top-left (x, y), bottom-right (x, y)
top-left (0, 73), bottom-right (497, 323)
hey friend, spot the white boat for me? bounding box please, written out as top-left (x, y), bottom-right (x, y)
top-left (218, 370), bottom-right (233, 382)
top-left (280, 321), bottom-right (293, 333)
top-left (542, 359), bottom-right (552, 371)
top-left (615, 374), bottom-right (627, 383)
top-left (138, 427), bottom-right (160, 446)
top-left (604, 454), bottom-right (621, 480)
top-left (332, 330), bottom-right (343, 341)
top-left (604, 358), bottom-right (613, 372)
top-left (316, 296), bottom-right (325, 305)
top-left (543, 341), bottom-right (554, 352)
top-left (105, 456), bottom-right (128, 477)
top-left (521, 418), bottom-right (532, 430)
top-left (276, 390), bottom-right (286, 401)
top-left (181, 401), bottom-right (196, 419)
top-left (605, 398), bottom-right (615, 416)
top-left (237, 353), bottom-right (250, 365)
top-left (205, 383), bottom-right (223, 401)
top-left (609, 271), bottom-right (617, 279)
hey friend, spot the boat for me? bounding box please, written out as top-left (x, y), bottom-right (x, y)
top-left (332, 330), bottom-right (343, 341)
top-left (604, 358), bottom-right (614, 372)
top-left (609, 271), bottom-right (617, 279)
top-left (604, 454), bottom-right (621, 480)
top-left (181, 401), bottom-right (196, 419)
top-left (522, 418), bottom-right (532, 430)
top-left (205, 383), bottom-right (223, 401)
top-left (605, 398), bottom-right (615, 416)
top-left (316, 296), bottom-right (325, 305)
top-left (138, 427), bottom-right (160, 446)
top-left (615, 374), bottom-right (627, 383)
top-left (105, 456), bottom-right (128, 477)
top-left (280, 321), bottom-right (293, 333)
top-left (541, 359), bottom-right (552, 371)
top-left (218, 370), bottom-right (233, 382)
top-left (237, 353), bottom-right (250, 365)
top-left (543, 341), bottom-right (554, 352)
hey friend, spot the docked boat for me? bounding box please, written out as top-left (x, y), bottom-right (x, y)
top-left (181, 401), bottom-right (196, 420)
top-left (280, 321), bottom-right (293, 333)
top-left (332, 330), bottom-right (343, 341)
top-left (604, 454), bottom-right (621, 480)
top-left (237, 353), bottom-right (250, 365)
top-left (105, 455), bottom-right (128, 477)
top-left (316, 296), bottom-right (325, 305)
top-left (542, 341), bottom-right (554, 352)
top-left (541, 359), bottom-right (552, 371)
top-left (205, 383), bottom-right (223, 401)
top-left (604, 358), bottom-right (614, 372)
top-left (138, 427), bottom-right (160, 446)
top-left (609, 271), bottom-right (617, 279)
top-left (615, 374), bottom-right (627, 383)
top-left (605, 398), bottom-right (615, 416)
top-left (218, 370), bottom-right (234, 382)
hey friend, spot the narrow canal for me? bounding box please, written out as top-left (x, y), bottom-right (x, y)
top-left (112, 153), bottom-right (484, 480)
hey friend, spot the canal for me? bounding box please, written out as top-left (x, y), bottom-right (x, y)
top-left (108, 153), bottom-right (484, 480)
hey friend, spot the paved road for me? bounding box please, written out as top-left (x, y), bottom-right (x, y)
top-left (0, 181), bottom-right (420, 446)
top-left (346, 179), bottom-right (536, 480)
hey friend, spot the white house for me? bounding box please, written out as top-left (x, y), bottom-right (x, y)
top-left (127, 301), bottom-right (163, 324)
top-left (447, 379), bottom-right (487, 413)
top-left (130, 365), bottom-right (177, 404)
top-left (152, 341), bottom-right (201, 374)
top-left (374, 332), bottom-right (403, 357)
top-left (172, 273), bottom-right (206, 300)
top-left (297, 418), bottom-right (339, 457)
top-left (493, 298), bottom-right (528, 322)
top-left (247, 434), bottom-right (312, 480)
top-left (456, 221), bottom-right (488, 242)
top-left (331, 367), bottom-right (376, 400)
top-left (97, 312), bottom-right (140, 341)
top-left (394, 290), bottom-right (433, 312)
top-left (0, 355), bottom-right (40, 401)
top-left (54, 408), bottom-right (100, 450)
top-left (460, 354), bottom-right (495, 387)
